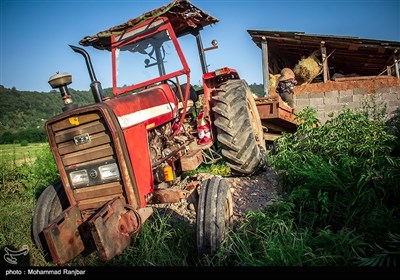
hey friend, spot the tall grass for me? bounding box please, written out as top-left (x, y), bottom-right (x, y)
top-left (250, 106), bottom-right (400, 266)
top-left (0, 145), bottom-right (197, 266)
top-left (271, 108), bottom-right (399, 233)
top-left (1, 104), bottom-right (399, 267)
top-left (220, 204), bottom-right (325, 266)
top-left (108, 209), bottom-right (197, 266)
top-left (0, 144), bottom-right (59, 199)
top-left (220, 210), bottom-right (366, 266)
top-left (212, 106), bottom-right (400, 266)
top-left (0, 144), bottom-right (60, 266)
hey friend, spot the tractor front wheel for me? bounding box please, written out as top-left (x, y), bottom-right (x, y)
top-left (32, 181), bottom-right (69, 252)
top-left (196, 176), bottom-right (233, 257)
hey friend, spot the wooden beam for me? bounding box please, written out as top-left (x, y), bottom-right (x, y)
top-left (378, 47), bottom-right (386, 54)
top-left (334, 75), bottom-right (393, 82)
top-left (387, 65), bottom-right (392, 76)
top-left (255, 34), bottom-right (400, 51)
top-left (382, 49), bottom-right (399, 73)
top-left (261, 36), bottom-right (270, 97)
top-left (348, 45), bottom-right (359, 51)
top-left (320, 41), bottom-right (329, 82)
top-left (258, 35), bottom-right (301, 43)
top-left (261, 122), bottom-right (287, 133)
top-left (263, 133), bottom-right (281, 141)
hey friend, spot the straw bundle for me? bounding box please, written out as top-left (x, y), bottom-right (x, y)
top-left (294, 51), bottom-right (322, 84)
top-left (269, 73), bottom-right (280, 89)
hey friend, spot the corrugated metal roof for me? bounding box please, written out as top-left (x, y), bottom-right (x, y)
top-left (248, 30), bottom-right (400, 77)
top-left (79, 0), bottom-right (218, 51)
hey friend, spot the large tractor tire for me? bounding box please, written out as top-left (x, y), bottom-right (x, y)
top-left (212, 79), bottom-right (266, 175)
top-left (197, 176), bottom-right (233, 257)
top-left (32, 181), bottom-right (69, 252)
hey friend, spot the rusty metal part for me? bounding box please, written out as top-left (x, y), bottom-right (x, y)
top-left (46, 105), bottom-right (140, 210)
top-left (180, 149), bottom-right (203, 171)
top-left (201, 144), bottom-right (222, 165)
top-left (118, 209), bottom-right (142, 236)
top-left (185, 181), bottom-right (199, 191)
top-left (256, 98), bottom-right (297, 132)
top-left (80, 0), bottom-right (219, 50)
top-left (151, 144), bottom-right (186, 168)
top-left (74, 182), bottom-right (124, 211)
top-left (150, 189), bottom-right (189, 204)
top-left (101, 106), bottom-right (141, 208)
top-left (136, 207), bottom-right (154, 223)
top-left (88, 197), bottom-right (142, 261)
top-left (43, 205), bottom-right (85, 265)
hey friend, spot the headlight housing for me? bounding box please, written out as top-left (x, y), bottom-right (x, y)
top-left (69, 169), bottom-right (89, 187)
top-left (99, 163), bottom-right (120, 181)
top-left (68, 162), bottom-right (120, 189)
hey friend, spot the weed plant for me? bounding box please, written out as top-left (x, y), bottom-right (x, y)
top-left (223, 106), bottom-right (400, 266)
top-left (1, 102), bottom-right (399, 266)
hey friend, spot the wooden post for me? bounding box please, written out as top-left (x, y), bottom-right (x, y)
top-left (394, 56), bottom-right (400, 79)
top-left (320, 41), bottom-right (328, 83)
top-left (387, 65), bottom-right (392, 76)
top-left (261, 36), bottom-right (270, 97)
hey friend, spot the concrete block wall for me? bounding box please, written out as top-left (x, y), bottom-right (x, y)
top-left (294, 86), bottom-right (400, 124)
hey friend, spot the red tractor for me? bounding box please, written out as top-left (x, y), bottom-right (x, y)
top-left (32, 0), bottom-right (266, 264)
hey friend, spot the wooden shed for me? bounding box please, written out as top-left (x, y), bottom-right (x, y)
top-left (248, 30), bottom-right (400, 94)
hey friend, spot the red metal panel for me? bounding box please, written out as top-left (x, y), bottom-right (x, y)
top-left (202, 68), bottom-right (240, 119)
top-left (107, 84), bottom-right (178, 130)
top-left (122, 122), bottom-right (153, 207)
top-left (111, 18), bottom-right (190, 96)
top-left (107, 86), bottom-right (172, 207)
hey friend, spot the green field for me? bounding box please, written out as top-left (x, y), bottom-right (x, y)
top-left (0, 107), bottom-right (399, 267)
top-left (0, 143), bottom-right (49, 164)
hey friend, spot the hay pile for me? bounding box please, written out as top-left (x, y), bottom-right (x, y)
top-left (269, 73), bottom-right (280, 89)
top-left (294, 51), bottom-right (322, 84)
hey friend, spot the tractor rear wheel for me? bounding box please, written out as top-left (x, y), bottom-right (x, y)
top-left (212, 79), bottom-right (266, 175)
top-left (197, 176), bottom-right (233, 257)
top-left (32, 181), bottom-right (69, 252)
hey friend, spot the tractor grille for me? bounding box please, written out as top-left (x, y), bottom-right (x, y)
top-left (51, 112), bottom-right (124, 210)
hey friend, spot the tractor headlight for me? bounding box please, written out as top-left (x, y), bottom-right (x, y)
top-left (99, 163), bottom-right (120, 181)
top-left (69, 169), bottom-right (89, 187)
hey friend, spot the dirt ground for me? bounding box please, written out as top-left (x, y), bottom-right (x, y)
top-left (154, 165), bottom-right (280, 225)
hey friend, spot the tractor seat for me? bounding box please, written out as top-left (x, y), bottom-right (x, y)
top-left (173, 83), bottom-right (199, 103)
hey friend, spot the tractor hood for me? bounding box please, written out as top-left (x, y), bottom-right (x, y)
top-left (79, 0), bottom-right (219, 51)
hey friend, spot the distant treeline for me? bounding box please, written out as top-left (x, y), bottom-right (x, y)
top-left (249, 83), bottom-right (264, 97)
top-left (0, 83), bottom-right (263, 144)
top-left (0, 85), bottom-right (112, 144)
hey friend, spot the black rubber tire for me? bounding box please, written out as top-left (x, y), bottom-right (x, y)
top-left (197, 176), bottom-right (233, 257)
top-left (212, 79), bottom-right (266, 175)
top-left (32, 181), bottom-right (69, 252)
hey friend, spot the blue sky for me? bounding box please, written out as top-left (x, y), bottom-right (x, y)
top-left (1, 0), bottom-right (399, 92)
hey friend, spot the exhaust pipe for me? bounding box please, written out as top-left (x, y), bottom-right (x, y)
top-left (69, 45), bottom-right (105, 103)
